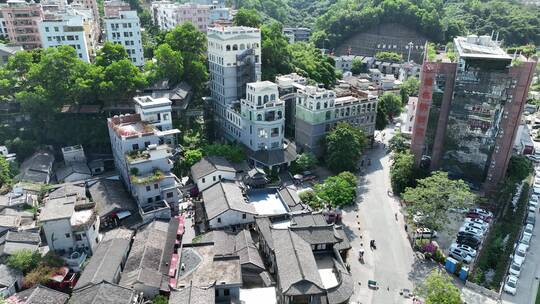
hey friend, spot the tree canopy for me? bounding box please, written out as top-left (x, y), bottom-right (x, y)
top-left (388, 131), bottom-right (408, 154)
top-left (416, 270), bottom-right (463, 304)
top-left (325, 122), bottom-right (367, 172)
top-left (202, 144), bottom-right (246, 163)
top-left (6, 249), bottom-right (42, 274)
top-left (315, 171), bottom-right (357, 208)
top-left (390, 150), bottom-right (415, 195)
top-left (376, 92), bottom-right (402, 130)
top-left (375, 51), bottom-right (402, 62)
top-left (234, 8), bottom-right (262, 28)
top-left (399, 77), bottom-right (419, 105)
top-left (402, 171), bottom-right (475, 232)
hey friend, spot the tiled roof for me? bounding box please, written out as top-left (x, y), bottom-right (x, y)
top-left (169, 283), bottom-right (215, 304)
top-left (7, 285), bottom-right (69, 304)
top-left (69, 281), bottom-right (136, 304)
top-left (191, 156), bottom-right (235, 181)
top-left (202, 181), bottom-right (255, 220)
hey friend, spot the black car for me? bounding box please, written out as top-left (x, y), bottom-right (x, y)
top-left (457, 236), bottom-right (481, 249)
top-left (457, 231), bottom-right (482, 241)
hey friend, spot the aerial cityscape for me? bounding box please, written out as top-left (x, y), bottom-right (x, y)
top-left (0, 0), bottom-right (538, 303)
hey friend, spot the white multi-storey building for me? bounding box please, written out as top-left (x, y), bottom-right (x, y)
top-left (107, 98), bottom-right (181, 217)
top-left (152, 1), bottom-right (230, 32)
top-left (104, 9), bottom-right (144, 66)
top-left (39, 12), bottom-right (91, 62)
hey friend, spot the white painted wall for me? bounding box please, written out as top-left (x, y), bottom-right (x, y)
top-left (208, 209), bottom-right (254, 229)
top-left (195, 170), bottom-right (236, 192)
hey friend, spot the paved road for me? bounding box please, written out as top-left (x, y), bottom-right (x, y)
top-left (342, 127), bottom-right (433, 303)
top-left (501, 203), bottom-right (540, 304)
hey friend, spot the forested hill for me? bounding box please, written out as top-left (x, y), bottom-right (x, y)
top-left (236, 0), bottom-right (540, 48)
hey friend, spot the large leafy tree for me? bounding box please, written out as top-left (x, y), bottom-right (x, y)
top-left (289, 42), bottom-right (337, 88)
top-left (315, 171), bottom-right (357, 208)
top-left (0, 156), bottom-right (14, 188)
top-left (261, 21), bottom-right (293, 81)
top-left (390, 151), bottom-right (415, 195)
top-left (388, 132), bottom-right (408, 153)
top-left (325, 122), bottom-right (367, 172)
top-left (416, 270), bottom-right (462, 304)
top-left (148, 43), bottom-right (184, 86)
top-left (95, 41), bottom-right (128, 66)
top-left (399, 77), bottom-right (419, 105)
top-left (99, 59), bottom-right (146, 103)
top-left (234, 8), bottom-right (261, 27)
top-left (376, 92), bottom-right (402, 130)
top-left (402, 171), bottom-right (475, 232)
top-left (6, 249), bottom-right (42, 274)
top-left (350, 57), bottom-right (365, 75)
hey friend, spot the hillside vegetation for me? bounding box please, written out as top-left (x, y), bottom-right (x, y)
top-left (237, 0), bottom-right (540, 49)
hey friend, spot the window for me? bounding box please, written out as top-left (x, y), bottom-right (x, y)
top-left (65, 233), bottom-right (71, 238)
top-left (144, 141), bottom-right (150, 147)
top-left (132, 143), bottom-right (139, 150)
top-left (217, 218), bottom-right (221, 223)
top-left (154, 183), bottom-right (159, 189)
top-left (202, 178), bottom-right (206, 183)
top-left (213, 176), bottom-right (216, 181)
top-left (167, 192), bottom-right (173, 198)
top-left (224, 289), bottom-right (230, 296)
top-left (147, 198), bottom-right (153, 204)
top-left (242, 213), bottom-right (246, 219)
top-left (75, 234), bottom-right (82, 241)
top-left (93, 224), bottom-right (96, 230)
top-left (146, 185), bottom-right (151, 191)
top-left (155, 195), bottom-right (161, 201)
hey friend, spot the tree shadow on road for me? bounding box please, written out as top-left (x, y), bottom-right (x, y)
top-left (407, 257), bottom-right (438, 286)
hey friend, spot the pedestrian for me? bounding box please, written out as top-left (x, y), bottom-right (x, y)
top-left (395, 213), bottom-right (398, 221)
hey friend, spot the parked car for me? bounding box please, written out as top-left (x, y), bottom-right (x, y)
top-left (531, 194), bottom-right (539, 203)
top-left (526, 212), bottom-right (536, 226)
top-left (456, 236), bottom-right (481, 249)
top-left (533, 187), bottom-right (540, 196)
top-left (469, 208), bottom-right (493, 218)
top-left (512, 243), bottom-right (528, 265)
top-left (463, 222), bottom-right (488, 232)
top-left (527, 154), bottom-right (540, 163)
top-left (466, 212), bottom-right (492, 223)
top-left (520, 234), bottom-right (532, 249)
top-left (509, 262), bottom-right (522, 277)
top-left (448, 248), bottom-right (473, 264)
top-left (459, 226), bottom-right (485, 237)
top-left (529, 199), bottom-right (538, 209)
top-left (504, 275), bottom-right (518, 295)
top-left (415, 227), bottom-right (438, 238)
top-left (450, 243), bottom-right (477, 257)
top-left (464, 217), bottom-right (489, 228)
top-left (523, 224), bottom-right (534, 239)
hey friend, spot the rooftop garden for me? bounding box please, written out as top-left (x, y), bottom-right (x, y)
top-left (130, 168), bottom-right (165, 185)
top-left (126, 149), bottom-right (151, 162)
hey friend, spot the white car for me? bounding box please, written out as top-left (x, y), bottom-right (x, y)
top-left (530, 199), bottom-right (539, 209)
top-left (415, 227), bottom-right (438, 238)
top-left (448, 248), bottom-right (473, 264)
top-left (531, 194), bottom-right (539, 203)
top-left (528, 155), bottom-right (540, 163)
top-left (459, 226), bottom-right (485, 237)
top-left (520, 234), bottom-right (532, 249)
top-left (534, 187), bottom-right (540, 196)
top-left (504, 275), bottom-right (518, 295)
top-left (463, 222), bottom-right (488, 232)
top-left (449, 243), bottom-right (477, 257)
top-left (469, 208), bottom-right (493, 218)
top-left (523, 224), bottom-right (534, 239)
top-left (509, 262), bottom-right (522, 277)
top-left (513, 244), bottom-right (528, 265)
top-left (464, 217), bottom-right (489, 228)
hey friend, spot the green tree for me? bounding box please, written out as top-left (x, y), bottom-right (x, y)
top-left (0, 156), bottom-right (13, 188)
top-left (376, 92), bottom-right (402, 130)
top-left (149, 43), bottom-right (184, 86)
top-left (402, 171), bottom-right (475, 232)
top-left (95, 41), bottom-right (128, 66)
top-left (399, 77), bottom-right (419, 105)
top-left (261, 22), bottom-right (293, 81)
top-left (164, 23), bottom-right (206, 57)
top-left (184, 149), bottom-right (203, 168)
top-left (299, 189), bottom-right (322, 209)
top-left (416, 270), bottom-right (463, 304)
top-left (375, 51), bottom-right (402, 62)
top-left (351, 57), bottom-right (365, 75)
top-left (390, 151), bottom-right (415, 195)
top-left (153, 295), bottom-right (168, 304)
top-left (506, 155), bottom-right (533, 181)
top-left (325, 122), bottom-right (367, 172)
top-left (7, 249), bottom-right (42, 274)
top-left (296, 152), bottom-right (317, 171)
top-left (202, 144), bottom-right (245, 163)
top-left (315, 172), bottom-right (357, 208)
top-left (234, 8), bottom-right (261, 27)
top-left (99, 59), bottom-right (147, 103)
top-left (289, 42), bottom-right (337, 88)
top-left (388, 132), bottom-right (408, 153)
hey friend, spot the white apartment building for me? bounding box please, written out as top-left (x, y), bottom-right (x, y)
top-left (133, 96), bottom-right (173, 131)
top-left (39, 185), bottom-right (100, 256)
top-left (39, 12), bottom-right (91, 62)
top-left (104, 10), bottom-right (144, 66)
top-left (107, 100), bottom-right (181, 214)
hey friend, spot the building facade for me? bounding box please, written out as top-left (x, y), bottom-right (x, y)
top-left (103, 8), bottom-right (144, 66)
top-left (39, 12), bottom-right (91, 62)
top-left (151, 2), bottom-right (229, 32)
top-left (107, 102), bottom-right (181, 215)
top-left (0, 0), bottom-right (43, 50)
top-left (410, 35), bottom-right (537, 191)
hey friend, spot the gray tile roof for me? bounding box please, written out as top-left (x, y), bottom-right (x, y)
top-left (0, 214), bottom-right (21, 228)
top-left (191, 156), bottom-right (235, 181)
top-left (55, 162), bottom-right (91, 182)
top-left (39, 196), bottom-right (76, 222)
top-left (8, 285), bottom-right (69, 304)
top-left (211, 230), bottom-right (264, 270)
top-left (289, 226), bottom-right (341, 246)
top-left (169, 283), bottom-right (215, 304)
top-left (75, 229), bottom-right (133, 290)
top-left (291, 213), bottom-right (328, 227)
top-left (255, 217), bottom-right (273, 249)
top-left (271, 229), bottom-right (325, 296)
top-left (202, 181), bottom-right (255, 220)
top-left (87, 179), bottom-right (136, 218)
top-left (69, 281), bottom-right (136, 304)
top-left (0, 264), bottom-right (22, 288)
top-left (278, 186), bottom-right (305, 211)
top-left (119, 219), bottom-right (177, 290)
top-left (47, 184), bottom-right (86, 200)
top-left (326, 259), bottom-right (354, 304)
top-left (17, 151), bottom-right (54, 184)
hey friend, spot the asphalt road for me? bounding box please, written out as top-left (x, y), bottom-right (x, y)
top-left (342, 127), bottom-right (434, 304)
